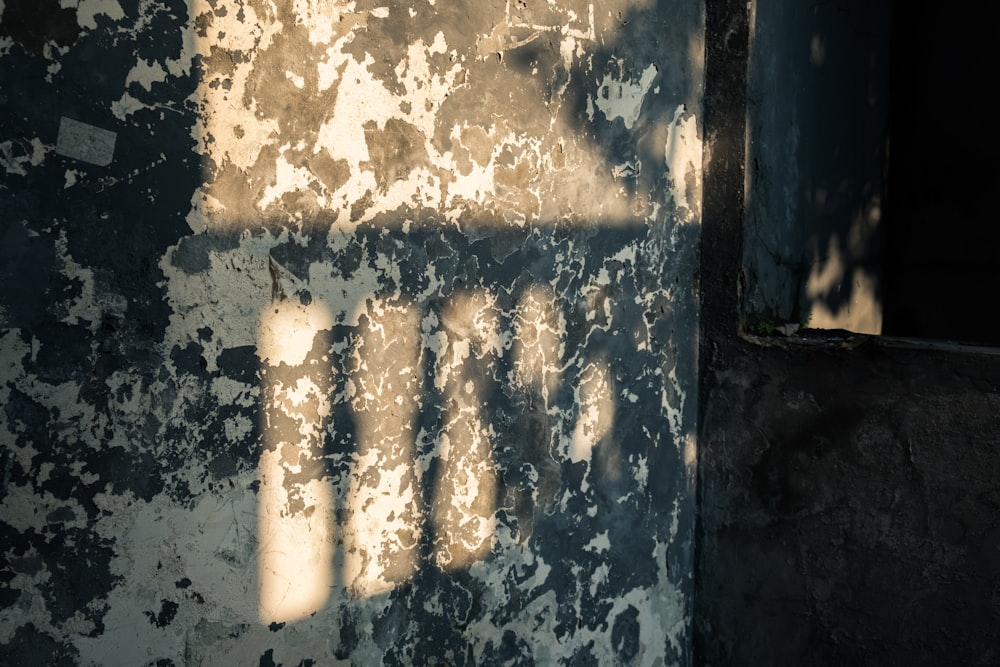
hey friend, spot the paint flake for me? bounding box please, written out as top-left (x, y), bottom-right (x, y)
top-left (593, 63), bottom-right (658, 129)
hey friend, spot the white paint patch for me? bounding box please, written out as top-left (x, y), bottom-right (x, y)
top-left (75, 0), bottom-right (125, 30)
top-left (109, 91), bottom-right (151, 120)
top-left (663, 105), bottom-right (703, 219)
top-left (257, 297), bottom-right (334, 367)
top-left (316, 43), bottom-right (346, 91)
top-left (612, 160), bottom-right (639, 180)
top-left (593, 62), bottom-right (658, 129)
top-left (568, 358), bottom-right (615, 463)
top-left (313, 36), bottom-right (465, 220)
top-left (257, 152), bottom-right (316, 209)
top-left (428, 30), bottom-right (448, 54)
top-left (54, 231), bottom-right (98, 329)
top-left (125, 59), bottom-right (167, 92)
top-left (605, 540), bottom-right (688, 663)
top-left (56, 117), bottom-right (116, 166)
top-left (211, 376), bottom-right (257, 408)
top-left (315, 53), bottom-right (395, 168)
top-left (584, 531), bottom-right (610, 553)
top-left (291, 0), bottom-right (354, 45)
top-left (0, 137), bottom-right (46, 175)
top-left (72, 490), bottom-right (259, 665)
top-left (0, 484), bottom-right (87, 533)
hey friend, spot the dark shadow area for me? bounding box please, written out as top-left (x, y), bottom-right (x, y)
top-left (743, 0), bottom-right (1000, 344)
top-left (742, 0), bottom-right (891, 334)
top-left (881, 0), bottom-right (1000, 345)
top-left (699, 0), bottom-right (1000, 664)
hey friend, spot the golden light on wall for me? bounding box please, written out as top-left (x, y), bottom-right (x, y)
top-left (253, 284), bottom-right (511, 617)
top-left (342, 301), bottom-right (423, 597)
top-left (512, 284), bottom-right (565, 405)
top-left (430, 291), bottom-right (501, 571)
top-left (256, 297), bottom-right (335, 625)
top-left (569, 357), bottom-right (616, 464)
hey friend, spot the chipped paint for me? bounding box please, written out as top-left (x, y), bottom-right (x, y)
top-left (0, 0), bottom-right (703, 664)
top-left (592, 61), bottom-right (659, 129)
top-left (1, 136), bottom-right (46, 175)
top-left (74, 0), bottom-right (125, 30)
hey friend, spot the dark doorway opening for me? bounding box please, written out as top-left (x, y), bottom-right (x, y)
top-left (882, 0), bottom-right (1000, 345)
top-left (742, 0), bottom-right (1000, 346)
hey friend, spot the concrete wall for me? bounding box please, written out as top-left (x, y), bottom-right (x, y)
top-left (0, 0), bottom-right (702, 664)
top-left (698, 341), bottom-right (1000, 664)
top-left (699, 1), bottom-right (1000, 662)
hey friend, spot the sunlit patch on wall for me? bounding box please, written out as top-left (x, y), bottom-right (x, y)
top-left (256, 297), bottom-right (335, 624)
top-left (568, 356), bottom-right (616, 466)
top-left (511, 284), bottom-right (565, 406)
top-left (431, 291), bottom-right (501, 571)
top-left (806, 216), bottom-right (882, 336)
top-left (342, 300), bottom-right (424, 597)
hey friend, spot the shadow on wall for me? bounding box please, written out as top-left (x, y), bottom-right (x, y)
top-left (202, 1), bottom-right (706, 630)
top-left (165, 212), bottom-right (699, 666)
top-left (254, 243), bottom-right (620, 623)
top-left (0, 0), bottom-right (702, 664)
top-left (175, 0), bottom-right (703, 645)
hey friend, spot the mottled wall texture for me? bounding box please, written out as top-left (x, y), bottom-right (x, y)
top-left (1, 0), bottom-right (703, 665)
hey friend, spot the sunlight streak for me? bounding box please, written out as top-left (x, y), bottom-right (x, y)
top-left (512, 284), bottom-right (565, 406)
top-left (256, 298), bottom-right (335, 624)
top-left (431, 291), bottom-right (501, 571)
top-left (342, 301), bottom-right (423, 597)
top-left (569, 356), bottom-right (616, 464)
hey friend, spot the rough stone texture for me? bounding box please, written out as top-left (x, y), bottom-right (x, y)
top-left (698, 342), bottom-right (1000, 665)
top-left (1, 0), bottom-right (702, 665)
top-left (698, 1), bottom-right (1000, 663)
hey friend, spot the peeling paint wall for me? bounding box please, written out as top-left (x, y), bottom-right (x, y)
top-left (1, 0), bottom-right (702, 665)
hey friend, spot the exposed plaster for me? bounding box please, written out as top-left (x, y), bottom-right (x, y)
top-left (592, 61), bottom-right (659, 129)
top-left (0, 0), bottom-right (703, 663)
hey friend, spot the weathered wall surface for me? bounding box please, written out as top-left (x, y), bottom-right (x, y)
top-left (699, 1), bottom-right (1000, 663)
top-left (1, 0), bottom-right (703, 664)
top-left (698, 343), bottom-right (1000, 665)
